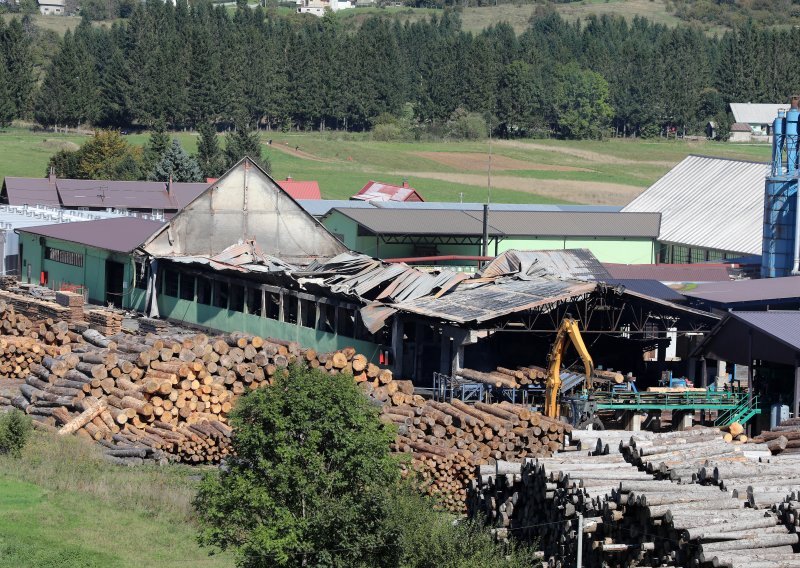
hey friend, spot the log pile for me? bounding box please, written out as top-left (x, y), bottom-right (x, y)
top-left (388, 399), bottom-right (570, 512)
top-left (0, 336), bottom-right (64, 379)
top-left (469, 429), bottom-right (800, 568)
top-left (751, 417), bottom-right (800, 455)
top-left (455, 365), bottom-right (628, 390)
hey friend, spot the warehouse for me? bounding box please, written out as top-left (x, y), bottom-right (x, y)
top-left (322, 207), bottom-right (660, 265)
top-left (623, 155), bottom-right (768, 263)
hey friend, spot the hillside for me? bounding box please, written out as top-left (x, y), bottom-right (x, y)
top-left (0, 129), bottom-right (773, 205)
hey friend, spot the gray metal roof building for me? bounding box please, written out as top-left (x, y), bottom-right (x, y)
top-left (17, 217), bottom-right (165, 254)
top-left (683, 275), bottom-right (800, 307)
top-left (329, 208), bottom-right (660, 238)
top-left (622, 155), bottom-right (768, 256)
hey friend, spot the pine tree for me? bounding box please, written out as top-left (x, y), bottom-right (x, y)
top-left (149, 139), bottom-right (202, 182)
top-left (143, 121), bottom-right (171, 172)
top-left (196, 123), bottom-right (225, 179)
top-left (224, 121), bottom-right (270, 173)
top-left (0, 19), bottom-right (35, 118)
top-left (0, 59), bottom-right (14, 129)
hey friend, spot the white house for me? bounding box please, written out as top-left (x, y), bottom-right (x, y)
top-left (297, 0), bottom-right (353, 15)
top-left (37, 0), bottom-right (64, 15)
top-left (729, 103), bottom-right (790, 141)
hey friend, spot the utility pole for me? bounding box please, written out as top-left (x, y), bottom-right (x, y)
top-left (576, 512), bottom-right (583, 568)
top-left (487, 122), bottom-right (492, 204)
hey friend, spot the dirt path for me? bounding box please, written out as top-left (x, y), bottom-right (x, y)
top-left (401, 171), bottom-right (646, 205)
top-left (413, 151), bottom-right (592, 172)
top-left (492, 139), bottom-right (676, 167)
top-left (265, 141), bottom-right (336, 163)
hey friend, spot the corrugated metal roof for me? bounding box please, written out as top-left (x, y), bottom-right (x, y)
top-left (622, 155), bottom-right (768, 255)
top-left (482, 249), bottom-right (611, 281)
top-left (605, 279), bottom-right (686, 302)
top-left (302, 200), bottom-right (622, 217)
top-left (731, 311), bottom-right (800, 352)
top-left (683, 275), bottom-right (800, 304)
top-left (2, 177), bottom-right (208, 210)
top-left (603, 262), bottom-right (737, 282)
top-left (331, 208), bottom-right (660, 238)
top-left (351, 180), bottom-right (424, 202)
top-left (729, 103), bottom-right (788, 125)
top-left (17, 217), bottom-right (165, 253)
top-left (277, 180), bottom-right (321, 200)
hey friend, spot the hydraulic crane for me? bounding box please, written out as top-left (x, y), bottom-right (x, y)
top-left (544, 316), bottom-right (596, 420)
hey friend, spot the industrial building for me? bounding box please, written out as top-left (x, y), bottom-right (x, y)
top-left (1, 173), bottom-right (208, 218)
top-left (623, 155), bottom-right (768, 263)
top-left (321, 207), bottom-right (661, 265)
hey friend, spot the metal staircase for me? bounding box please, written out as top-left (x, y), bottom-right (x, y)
top-left (715, 394), bottom-right (761, 427)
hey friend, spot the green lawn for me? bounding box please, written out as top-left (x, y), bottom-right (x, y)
top-left (0, 432), bottom-right (232, 568)
top-left (0, 126), bottom-right (774, 205)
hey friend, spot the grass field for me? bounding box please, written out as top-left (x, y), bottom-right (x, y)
top-left (0, 127), bottom-right (773, 205)
top-left (0, 432), bottom-right (232, 568)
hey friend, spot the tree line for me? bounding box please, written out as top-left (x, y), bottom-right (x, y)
top-left (1, 4), bottom-right (799, 139)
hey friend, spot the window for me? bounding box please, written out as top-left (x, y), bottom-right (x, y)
top-left (246, 288), bottom-right (262, 316)
top-left (179, 273), bottom-right (195, 301)
top-left (689, 248), bottom-right (706, 264)
top-left (197, 277), bottom-right (212, 305)
top-left (671, 245), bottom-right (689, 264)
top-left (163, 268), bottom-right (179, 297)
top-left (318, 303), bottom-right (336, 333)
top-left (284, 295), bottom-right (298, 325)
top-left (134, 261), bottom-right (149, 290)
top-left (337, 306), bottom-right (354, 337)
top-left (152, 209), bottom-right (164, 217)
top-left (707, 250), bottom-right (724, 261)
top-left (299, 298), bottom-right (316, 328)
top-left (213, 281), bottom-right (229, 309)
top-left (266, 292), bottom-right (280, 320)
top-left (229, 284), bottom-right (244, 312)
top-left (45, 247), bottom-right (83, 267)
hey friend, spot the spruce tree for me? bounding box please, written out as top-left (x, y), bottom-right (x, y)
top-left (196, 123), bottom-right (225, 179)
top-left (224, 120), bottom-right (270, 173)
top-left (149, 139), bottom-right (202, 182)
top-left (143, 121), bottom-right (171, 172)
top-left (0, 19), bottom-right (34, 118)
top-left (0, 59), bottom-right (14, 128)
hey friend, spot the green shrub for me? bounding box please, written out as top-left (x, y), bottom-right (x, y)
top-left (0, 410), bottom-right (32, 458)
top-left (372, 122), bottom-right (413, 142)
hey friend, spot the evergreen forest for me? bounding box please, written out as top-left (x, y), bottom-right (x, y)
top-left (0, 3), bottom-right (797, 139)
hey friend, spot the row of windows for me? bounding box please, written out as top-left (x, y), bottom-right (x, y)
top-left (45, 247), bottom-right (84, 267)
top-left (660, 244), bottom-right (732, 264)
top-left (161, 268), bottom-right (365, 340)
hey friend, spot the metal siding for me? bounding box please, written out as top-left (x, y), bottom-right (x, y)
top-left (622, 155), bottom-right (768, 255)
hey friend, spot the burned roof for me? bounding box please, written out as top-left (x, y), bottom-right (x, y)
top-left (482, 249), bottom-right (611, 281)
top-left (328, 208), bottom-right (660, 238)
top-left (2, 177), bottom-right (208, 210)
top-left (16, 217), bottom-right (165, 253)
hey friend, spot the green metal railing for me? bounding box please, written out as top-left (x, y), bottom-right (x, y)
top-left (714, 395), bottom-right (761, 427)
top-left (594, 390), bottom-right (749, 412)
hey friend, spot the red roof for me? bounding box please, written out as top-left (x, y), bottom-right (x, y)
top-left (277, 180), bottom-right (321, 200)
top-left (351, 180), bottom-right (424, 203)
top-left (603, 263), bottom-right (737, 282)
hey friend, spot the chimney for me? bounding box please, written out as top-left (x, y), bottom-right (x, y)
top-left (286, 176), bottom-right (293, 182)
top-left (402, 178), bottom-right (409, 189)
top-left (167, 174), bottom-right (173, 195)
top-left (48, 166), bottom-right (56, 184)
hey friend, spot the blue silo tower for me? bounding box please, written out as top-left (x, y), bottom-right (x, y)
top-left (762, 97), bottom-right (800, 278)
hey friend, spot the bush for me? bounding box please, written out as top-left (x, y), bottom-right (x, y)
top-left (372, 122), bottom-right (412, 142)
top-left (0, 410), bottom-right (32, 458)
top-left (445, 110), bottom-right (488, 140)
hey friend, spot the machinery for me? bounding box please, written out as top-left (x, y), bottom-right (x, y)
top-left (543, 316), bottom-right (597, 424)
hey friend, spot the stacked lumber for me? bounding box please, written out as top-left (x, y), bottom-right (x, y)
top-left (469, 430), bottom-right (799, 568)
top-left (0, 290), bottom-right (75, 325)
top-left (138, 318), bottom-right (169, 335)
top-left (86, 309), bottom-right (124, 335)
top-left (389, 399), bottom-right (570, 512)
top-left (54, 292), bottom-right (84, 321)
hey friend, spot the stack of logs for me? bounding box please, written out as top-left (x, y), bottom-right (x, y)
top-left (0, 323), bottom-right (569, 512)
top-left (455, 365), bottom-right (628, 389)
top-left (469, 428), bottom-right (799, 568)
top-left (751, 417), bottom-right (800, 455)
top-left (386, 399), bottom-right (569, 512)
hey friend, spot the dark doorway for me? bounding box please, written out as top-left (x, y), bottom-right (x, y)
top-left (105, 260), bottom-right (125, 308)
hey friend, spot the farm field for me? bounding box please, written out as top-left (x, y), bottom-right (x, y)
top-left (0, 127), bottom-right (772, 205)
top-left (0, 432), bottom-right (232, 568)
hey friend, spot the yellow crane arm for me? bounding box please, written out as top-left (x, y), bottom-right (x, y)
top-left (544, 317), bottom-right (595, 418)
